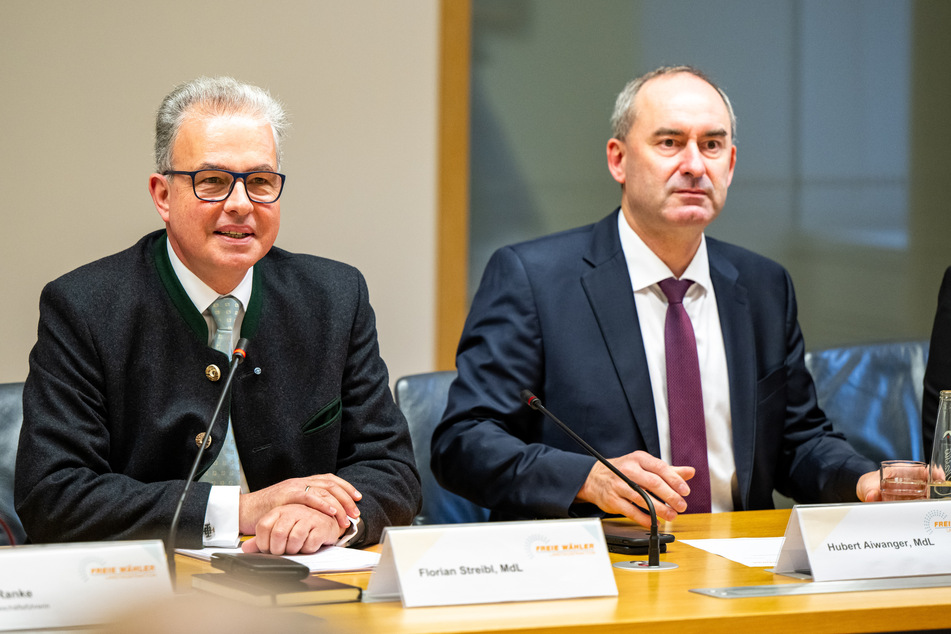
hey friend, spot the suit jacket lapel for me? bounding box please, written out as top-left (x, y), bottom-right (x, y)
top-left (153, 230), bottom-right (263, 383)
top-left (580, 213), bottom-right (661, 455)
top-left (152, 233), bottom-right (208, 343)
top-left (708, 241), bottom-right (755, 508)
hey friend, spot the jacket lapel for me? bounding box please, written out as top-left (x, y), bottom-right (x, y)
top-left (152, 232), bottom-right (208, 343)
top-left (708, 241), bottom-right (755, 508)
top-left (580, 213), bottom-right (661, 455)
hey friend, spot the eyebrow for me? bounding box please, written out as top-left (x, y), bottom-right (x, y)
top-left (652, 127), bottom-right (729, 138)
top-left (197, 162), bottom-right (277, 172)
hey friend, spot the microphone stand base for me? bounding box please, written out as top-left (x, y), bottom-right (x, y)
top-left (614, 560), bottom-right (679, 571)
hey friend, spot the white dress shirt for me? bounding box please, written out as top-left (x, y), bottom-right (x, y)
top-left (616, 212), bottom-right (736, 511)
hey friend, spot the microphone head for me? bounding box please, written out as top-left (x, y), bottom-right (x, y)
top-left (520, 389), bottom-right (540, 410)
top-left (233, 338), bottom-right (250, 361)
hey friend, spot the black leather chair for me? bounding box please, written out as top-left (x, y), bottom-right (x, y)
top-left (0, 382), bottom-right (26, 545)
top-left (805, 340), bottom-right (928, 464)
top-left (394, 371), bottom-right (490, 525)
top-left (771, 340), bottom-right (929, 508)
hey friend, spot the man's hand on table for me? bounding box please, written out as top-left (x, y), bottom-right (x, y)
top-left (238, 474), bottom-right (361, 554)
top-left (575, 450), bottom-right (695, 526)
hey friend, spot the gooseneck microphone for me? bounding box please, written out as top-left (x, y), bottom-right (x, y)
top-left (167, 338), bottom-right (250, 581)
top-left (521, 389), bottom-right (672, 569)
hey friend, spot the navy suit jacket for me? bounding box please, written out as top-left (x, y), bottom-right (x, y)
top-left (431, 211), bottom-right (875, 520)
top-left (16, 230), bottom-right (420, 547)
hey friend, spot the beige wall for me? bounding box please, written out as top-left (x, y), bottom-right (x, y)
top-left (0, 1), bottom-right (439, 385)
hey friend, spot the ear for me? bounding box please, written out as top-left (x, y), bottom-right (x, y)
top-left (606, 138), bottom-right (626, 185)
top-left (148, 173), bottom-right (172, 223)
top-left (725, 144), bottom-right (737, 188)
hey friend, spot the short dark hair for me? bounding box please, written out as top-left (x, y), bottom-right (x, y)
top-left (610, 65), bottom-right (736, 143)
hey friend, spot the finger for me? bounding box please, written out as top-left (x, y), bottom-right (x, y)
top-left (301, 489), bottom-right (351, 529)
top-left (625, 456), bottom-right (691, 512)
top-left (303, 474), bottom-right (362, 501)
top-left (625, 470), bottom-right (687, 513)
top-left (281, 512), bottom-right (338, 554)
top-left (252, 514), bottom-right (276, 554)
top-left (588, 467), bottom-right (675, 522)
top-left (295, 487), bottom-right (340, 518)
top-left (301, 476), bottom-right (362, 516)
top-left (576, 461), bottom-right (670, 522)
top-left (328, 474), bottom-right (362, 501)
top-left (282, 518), bottom-right (312, 556)
top-left (241, 537), bottom-right (261, 553)
top-left (301, 526), bottom-right (327, 554)
top-left (266, 516), bottom-right (294, 556)
top-left (619, 452), bottom-right (689, 490)
top-left (302, 483), bottom-right (360, 520)
top-left (335, 510), bottom-right (352, 529)
top-left (616, 494), bottom-right (665, 526)
top-left (672, 465), bottom-right (696, 481)
top-left (299, 514), bottom-right (339, 554)
top-left (860, 480), bottom-right (882, 502)
top-left (643, 456), bottom-right (693, 495)
top-left (619, 486), bottom-right (679, 522)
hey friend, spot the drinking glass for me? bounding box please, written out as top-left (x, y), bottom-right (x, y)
top-left (880, 460), bottom-right (928, 501)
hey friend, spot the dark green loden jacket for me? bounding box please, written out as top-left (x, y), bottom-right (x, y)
top-left (16, 230), bottom-right (420, 548)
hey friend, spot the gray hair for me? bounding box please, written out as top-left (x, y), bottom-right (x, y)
top-left (610, 65), bottom-right (737, 144)
top-left (154, 76), bottom-right (289, 173)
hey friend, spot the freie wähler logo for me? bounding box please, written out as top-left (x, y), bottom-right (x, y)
top-left (524, 533), bottom-right (596, 557)
top-left (923, 508), bottom-right (950, 535)
top-left (80, 559), bottom-right (158, 581)
top-left (524, 533), bottom-right (550, 559)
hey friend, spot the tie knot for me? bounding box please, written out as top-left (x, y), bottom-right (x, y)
top-left (658, 278), bottom-right (693, 305)
top-left (210, 296), bottom-right (240, 330)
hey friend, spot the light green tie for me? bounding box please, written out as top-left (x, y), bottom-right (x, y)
top-left (199, 296), bottom-right (241, 486)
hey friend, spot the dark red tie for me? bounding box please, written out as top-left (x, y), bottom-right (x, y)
top-left (658, 278), bottom-right (711, 513)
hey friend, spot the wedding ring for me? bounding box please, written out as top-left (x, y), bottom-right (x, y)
top-left (304, 485), bottom-right (311, 493)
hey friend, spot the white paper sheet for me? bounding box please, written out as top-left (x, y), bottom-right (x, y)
top-left (680, 537), bottom-right (785, 567)
top-left (175, 544), bottom-right (380, 573)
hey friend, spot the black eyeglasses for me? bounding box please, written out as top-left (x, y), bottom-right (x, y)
top-left (164, 169), bottom-right (286, 203)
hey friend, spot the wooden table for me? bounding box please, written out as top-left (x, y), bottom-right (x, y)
top-left (174, 509), bottom-right (951, 633)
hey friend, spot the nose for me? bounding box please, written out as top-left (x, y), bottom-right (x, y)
top-left (224, 178), bottom-right (254, 214)
top-left (679, 142), bottom-right (705, 179)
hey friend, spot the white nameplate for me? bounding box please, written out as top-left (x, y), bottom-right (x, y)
top-left (0, 540), bottom-right (172, 631)
top-left (364, 518), bottom-right (617, 607)
top-left (775, 501), bottom-right (951, 581)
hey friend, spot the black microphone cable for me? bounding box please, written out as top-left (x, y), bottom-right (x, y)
top-left (521, 389), bottom-right (671, 569)
top-left (167, 338), bottom-right (249, 583)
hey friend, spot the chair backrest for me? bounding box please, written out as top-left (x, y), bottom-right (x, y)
top-left (804, 341), bottom-right (928, 464)
top-left (394, 371), bottom-right (491, 525)
top-left (0, 382), bottom-right (26, 545)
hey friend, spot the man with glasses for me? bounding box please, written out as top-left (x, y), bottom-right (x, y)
top-left (15, 77), bottom-right (421, 554)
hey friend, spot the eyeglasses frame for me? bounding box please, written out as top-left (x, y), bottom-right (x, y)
top-left (163, 168), bottom-right (287, 203)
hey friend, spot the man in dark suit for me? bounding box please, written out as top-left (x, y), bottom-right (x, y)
top-left (15, 77), bottom-right (420, 553)
top-left (431, 66), bottom-right (880, 526)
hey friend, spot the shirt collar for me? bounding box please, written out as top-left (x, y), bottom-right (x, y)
top-left (616, 210), bottom-right (712, 292)
top-left (165, 238), bottom-right (253, 313)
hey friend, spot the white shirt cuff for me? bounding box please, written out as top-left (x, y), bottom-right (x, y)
top-left (335, 516), bottom-right (362, 547)
top-left (202, 485), bottom-right (241, 548)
